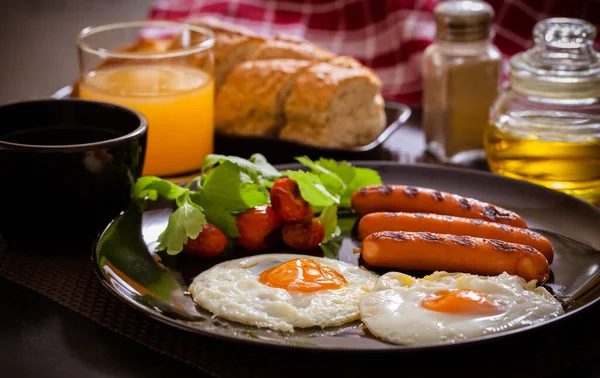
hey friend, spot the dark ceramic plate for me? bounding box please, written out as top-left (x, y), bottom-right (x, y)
top-left (52, 85), bottom-right (411, 164)
top-left (92, 162), bottom-right (600, 351)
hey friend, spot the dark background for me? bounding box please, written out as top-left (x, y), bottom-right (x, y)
top-left (0, 0), bottom-right (154, 105)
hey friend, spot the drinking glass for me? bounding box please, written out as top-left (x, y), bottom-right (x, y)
top-left (77, 20), bottom-right (215, 178)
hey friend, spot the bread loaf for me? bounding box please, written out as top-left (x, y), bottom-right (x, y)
top-left (196, 18), bottom-right (387, 148)
top-left (215, 59), bottom-right (312, 137)
top-left (280, 61), bottom-right (385, 148)
top-left (190, 17), bottom-right (265, 91)
top-left (250, 37), bottom-right (335, 61)
top-left (327, 55), bottom-right (368, 69)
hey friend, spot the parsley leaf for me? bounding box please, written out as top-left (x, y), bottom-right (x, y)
top-left (319, 205), bottom-right (340, 243)
top-left (342, 167), bottom-right (383, 208)
top-left (337, 215), bottom-right (359, 234)
top-left (314, 159), bottom-right (382, 208)
top-left (202, 153), bottom-right (281, 181)
top-left (201, 161), bottom-right (269, 212)
top-left (319, 214), bottom-right (356, 260)
top-left (320, 238), bottom-right (342, 259)
top-left (295, 156), bottom-right (345, 197)
top-left (315, 158), bottom-right (356, 185)
top-left (190, 192), bottom-right (240, 238)
top-left (132, 176), bottom-right (187, 201)
top-left (156, 196), bottom-right (206, 255)
top-left (281, 170), bottom-right (340, 207)
top-left (249, 153), bottom-right (281, 179)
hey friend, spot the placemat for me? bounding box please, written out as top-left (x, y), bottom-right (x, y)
top-left (1, 238), bottom-right (378, 378)
top-left (0, 241), bottom-right (225, 377)
top-left (0, 233), bottom-right (458, 378)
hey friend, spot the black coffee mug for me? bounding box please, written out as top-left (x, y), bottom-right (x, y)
top-left (0, 99), bottom-right (147, 252)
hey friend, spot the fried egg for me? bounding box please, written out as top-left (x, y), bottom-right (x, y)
top-left (188, 254), bottom-right (379, 332)
top-left (359, 271), bottom-right (564, 345)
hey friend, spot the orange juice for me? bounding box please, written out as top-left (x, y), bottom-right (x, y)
top-left (79, 64), bottom-right (214, 177)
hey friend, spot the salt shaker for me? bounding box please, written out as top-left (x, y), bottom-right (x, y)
top-left (423, 0), bottom-right (501, 163)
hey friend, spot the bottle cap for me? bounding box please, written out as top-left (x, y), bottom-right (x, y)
top-left (434, 0), bottom-right (495, 42)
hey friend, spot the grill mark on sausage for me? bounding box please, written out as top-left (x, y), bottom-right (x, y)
top-left (357, 187), bottom-right (370, 196)
top-left (520, 244), bottom-right (538, 253)
top-left (377, 185), bottom-right (394, 195)
top-left (371, 231), bottom-right (410, 241)
top-left (449, 235), bottom-right (473, 246)
top-left (471, 219), bottom-right (485, 226)
top-left (459, 198), bottom-right (471, 211)
top-left (418, 232), bottom-right (441, 242)
top-left (526, 230), bottom-right (543, 240)
top-left (488, 239), bottom-right (518, 251)
top-left (483, 205), bottom-right (514, 221)
top-left (403, 186), bottom-right (419, 197)
top-left (431, 191), bottom-right (444, 202)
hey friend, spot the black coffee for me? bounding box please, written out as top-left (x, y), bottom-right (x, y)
top-left (0, 126), bottom-right (122, 145)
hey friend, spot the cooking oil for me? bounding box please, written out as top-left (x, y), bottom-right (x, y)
top-left (485, 111), bottom-right (600, 205)
top-left (484, 17), bottom-right (600, 205)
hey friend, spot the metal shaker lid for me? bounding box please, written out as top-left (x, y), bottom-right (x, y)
top-left (434, 0), bottom-right (495, 42)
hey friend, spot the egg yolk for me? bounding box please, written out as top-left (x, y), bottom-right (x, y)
top-left (421, 289), bottom-right (503, 315)
top-left (259, 258), bottom-right (347, 292)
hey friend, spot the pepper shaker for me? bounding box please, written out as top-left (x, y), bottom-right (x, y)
top-left (423, 0), bottom-right (501, 163)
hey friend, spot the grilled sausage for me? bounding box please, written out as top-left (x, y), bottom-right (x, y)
top-left (357, 212), bottom-right (553, 263)
top-left (361, 231), bottom-right (549, 283)
top-left (351, 185), bottom-right (527, 228)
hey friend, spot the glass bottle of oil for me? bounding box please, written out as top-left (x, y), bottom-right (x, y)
top-left (484, 18), bottom-right (600, 205)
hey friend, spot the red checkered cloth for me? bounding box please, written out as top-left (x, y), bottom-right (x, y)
top-left (147, 0), bottom-right (600, 107)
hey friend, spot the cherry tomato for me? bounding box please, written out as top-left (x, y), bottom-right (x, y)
top-left (235, 206), bottom-right (283, 251)
top-left (184, 223), bottom-right (228, 258)
top-left (282, 218), bottom-right (325, 250)
top-left (270, 178), bottom-right (313, 222)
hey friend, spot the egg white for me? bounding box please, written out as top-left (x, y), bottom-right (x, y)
top-left (189, 254), bottom-right (379, 332)
top-left (359, 271), bottom-right (564, 345)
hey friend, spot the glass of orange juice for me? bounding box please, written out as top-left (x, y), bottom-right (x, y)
top-left (77, 20), bottom-right (215, 178)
